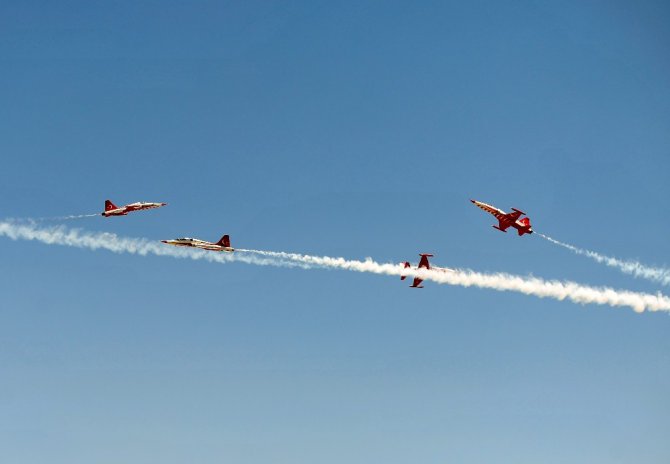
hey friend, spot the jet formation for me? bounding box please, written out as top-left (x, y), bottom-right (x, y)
top-left (99, 198), bottom-right (533, 288)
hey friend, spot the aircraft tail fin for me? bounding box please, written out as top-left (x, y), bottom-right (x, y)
top-left (217, 234), bottom-right (231, 248)
top-left (517, 217), bottom-right (532, 235)
top-left (105, 200), bottom-right (118, 211)
top-left (418, 253), bottom-right (433, 270)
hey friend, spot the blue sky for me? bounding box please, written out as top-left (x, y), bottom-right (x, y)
top-left (1, 1), bottom-right (669, 462)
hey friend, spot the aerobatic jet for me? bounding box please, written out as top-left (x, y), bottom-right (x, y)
top-left (400, 253), bottom-right (453, 288)
top-left (470, 199), bottom-right (533, 236)
top-left (102, 199), bottom-right (167, 217)
top-left (161, 234), bottom-right (234, 252)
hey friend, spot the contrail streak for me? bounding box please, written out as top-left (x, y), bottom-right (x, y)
top-left (239, 249), bottom-right (670, 314)
top-left (0, 220), bottom-right (307, 269)
top-left (10, 213), bottom-right (101, 222)
top-left (55, 213), bottom-right (101, 220)
top-left (2, 220), bottom-right (663, 314)
top-left (537, 233), bottom-right (670, 286)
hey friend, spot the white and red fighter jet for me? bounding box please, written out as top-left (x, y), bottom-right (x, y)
top-left (161, 234), bottom-right (234, 252)
top-left (401, 253), bottom-right (453, 288)
top-left (101, 199), bottom-right (167, 217)
top-left (470, 199), bottom-right (533, 236)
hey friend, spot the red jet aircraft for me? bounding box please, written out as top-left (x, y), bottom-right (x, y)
top-left (470, 199), bottom-right (533, 236)
top-left (102, 199), bottom-right (167, 217)
top-left (400, 253), bottom-right (453, 288)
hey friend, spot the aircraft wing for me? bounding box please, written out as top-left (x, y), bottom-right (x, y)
top-left (197, 244), bottom-right (221, 251)
top-left (495, 220), bottom-right (511, 232)
top-left (505, 209), bottom-right (523, 221)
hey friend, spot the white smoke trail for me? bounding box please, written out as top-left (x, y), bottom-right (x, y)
top-left (239, 249), bottom-right (670, 314)
top-left (56, 213), bottom-right (101, 220)
top-left (0, 220), bottom-right (308, 269)
top-left (537, 233), bottom-right (670, 286)
top-left (10, 213), bottom-right (101, 222)
top-left (1, 220), bottom-right (669, 314)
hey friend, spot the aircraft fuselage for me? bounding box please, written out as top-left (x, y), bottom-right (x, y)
top-left (495, 217), bottom-right (533, 235)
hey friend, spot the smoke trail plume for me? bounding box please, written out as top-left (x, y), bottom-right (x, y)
top-left (240, 249), bottom-right (670, 314)
top-left (0, 220), bottom-right (307, 269)
top-left (2, 220), bottom-right (667, 314)
top-left (537, 233), bottom-right (670, 286)
top-left (55, 213), bottom-right (101, 220)
top-left (10, 213), bottom-right (101, 222)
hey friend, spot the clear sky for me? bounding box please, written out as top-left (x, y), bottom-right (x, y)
top-left (1, 1), bottom-right (669, 462)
